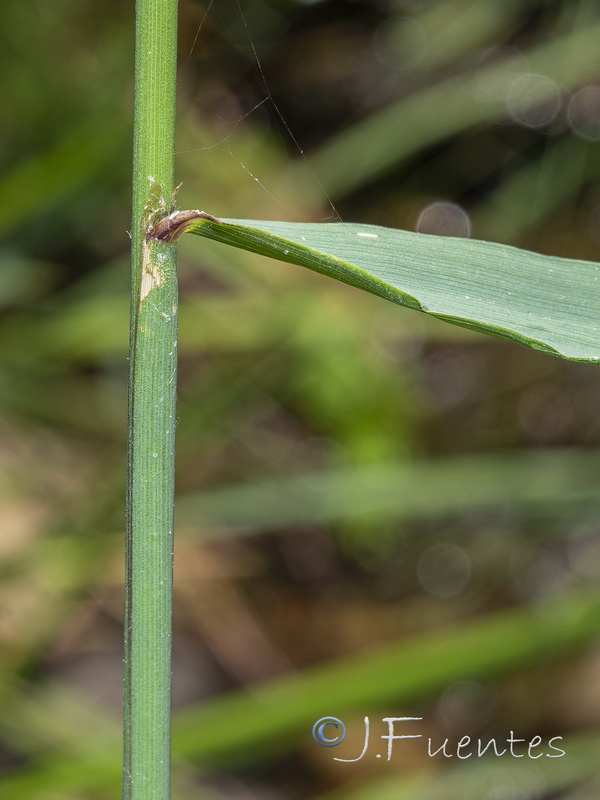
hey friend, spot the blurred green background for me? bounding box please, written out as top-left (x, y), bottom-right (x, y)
top-left (2, 0), bottom-right (600, 797)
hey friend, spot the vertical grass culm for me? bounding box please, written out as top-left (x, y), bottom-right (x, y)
top-left (125, 0), bottom-right (179, 797)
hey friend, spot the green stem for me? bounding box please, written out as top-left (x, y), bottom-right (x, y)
top-left (125, 1), bottom-right (179, 798)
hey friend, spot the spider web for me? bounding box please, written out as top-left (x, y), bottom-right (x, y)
top-left (178, 0), bottom-right (341, 222)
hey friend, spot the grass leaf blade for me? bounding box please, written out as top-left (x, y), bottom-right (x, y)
top-left (180, 217), bottom-right (600, 363)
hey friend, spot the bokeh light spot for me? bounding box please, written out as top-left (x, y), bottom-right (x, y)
top-left (506, 73), bottom-right (561, 129)
top-left (568, 86), bottom-right (600, 140)
top-left (418, 543), bottom-right (471, 598)
top-left (416, 201), bottom-right (471, 237)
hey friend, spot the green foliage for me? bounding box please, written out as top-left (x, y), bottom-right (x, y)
top-left (184, 216), bottom-right (600, 361)
top-left (1, 0), bottom-right (600, 798)
top-left (2, 590), bottom-right (598, 797)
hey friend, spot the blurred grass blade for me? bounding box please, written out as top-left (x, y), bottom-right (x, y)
top-left (173, 591), bottom-right (600, 763)
top-left (178, 449), bottom-right (600, 535)
top-left (179, 217), bottom-right (600, 362)
top-left (474, 137), bottom-right (600, 243)
top-left (296, 19), bottom-right (600, 198)
top-left (1, 590), bottom-right (598, 797)
top-left (0, 117), bottom-right (126, 237)
top-left (412, 0), bottom-right (539, 73)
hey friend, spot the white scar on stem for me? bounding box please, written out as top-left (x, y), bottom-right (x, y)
top-left (140, 240), bottom-right (164, 301)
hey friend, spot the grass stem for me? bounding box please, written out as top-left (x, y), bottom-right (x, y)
top-left (125, 0), bottom-right (179, 797)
